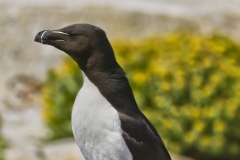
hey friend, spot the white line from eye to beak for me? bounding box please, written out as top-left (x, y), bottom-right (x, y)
top-left (52, 31), bottom-right (69, 35)
top-left (40, 31), bottom-right (48, 44)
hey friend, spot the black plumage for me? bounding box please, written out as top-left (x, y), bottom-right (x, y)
top-left (35, 24), bottom-right (171, 160)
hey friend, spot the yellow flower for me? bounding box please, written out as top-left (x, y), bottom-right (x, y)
top-left (213, 120), bottom-right (226, 133)
top-left (132, 71), bottom-right (148, 85)
top-left (192, 75), bottom-right (202, 87)
top-left (203, 86), bottom-right (213, 97)
top-left (203, 58), bottom-right (212, 68)
top-left (161, 81), bottom-right (171, 91)
top-left (151, 64), bottom-right (169, 77)
top-left (190, 107), bottom-right (201, 118)
top-left (173, 69), bottom-right (185, 89)
top-left (209, 73), bottom-right (221, 84)
top-left (193, 120), bottom-right (205, 132)
top-left (185, 132), bottom-right (195, 144)
top-left (191, 89), bottom-right (202, 101)
top-left (163, 119), bottom-right (173, 129)
top-left (202, 107), bottom-right (215, 119)
top-left (201, 135), bottom-right (211, 147)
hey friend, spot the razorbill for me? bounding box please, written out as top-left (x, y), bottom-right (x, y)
top-left (34, 24), bottom-right (171, 160)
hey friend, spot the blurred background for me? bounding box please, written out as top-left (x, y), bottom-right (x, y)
top-left (0, 0), bottom-right (240, 160)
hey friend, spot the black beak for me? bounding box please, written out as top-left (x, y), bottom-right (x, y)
top-left (34, 30), bottom-right (69, 44)
top-left (34, 30), bottom-right (50, 44)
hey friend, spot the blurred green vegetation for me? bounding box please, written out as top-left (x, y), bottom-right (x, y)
top-left (41, 32), bottom-right (240, 159)
top-left (0, 135), bottom-right (6, 160)
top-left (0, 114), bottom-right (6, 160)
top-left (41, 58), bottom-right (82, 140)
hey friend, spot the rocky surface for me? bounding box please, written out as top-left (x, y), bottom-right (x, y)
top-left (0, 0), bottom-right (240, 159)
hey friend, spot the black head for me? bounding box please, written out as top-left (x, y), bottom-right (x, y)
top-left (34, 24), bottom-right (118, 72)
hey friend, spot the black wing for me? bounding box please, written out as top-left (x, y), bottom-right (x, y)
top-left (119, 112), bottom-right (171, 160)
top-left (96, 76), bottom-right (171, 160)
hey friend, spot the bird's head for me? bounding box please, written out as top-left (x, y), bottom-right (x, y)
top-left (34, 24), bottom-right (116, 71)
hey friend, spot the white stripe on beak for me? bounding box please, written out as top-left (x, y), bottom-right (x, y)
top-left (52, 31), bottom-right (69, 35)
top-left (40, 31), bottom-right (48, 44)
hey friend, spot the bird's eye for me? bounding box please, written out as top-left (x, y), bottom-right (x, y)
top-left (70, 34), bottom-right (82, 37)
top-left (69, 34), bottom-right (82, 40)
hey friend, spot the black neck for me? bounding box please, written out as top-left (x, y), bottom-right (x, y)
top-left (73, 37), bottom-right (140, 114)
top-left (84, 59), bottom-right (139, 114)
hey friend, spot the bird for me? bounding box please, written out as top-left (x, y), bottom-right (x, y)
top-left (34, 24), bottom-right (171, 160)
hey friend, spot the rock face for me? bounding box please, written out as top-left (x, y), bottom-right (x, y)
top-left (0, 0), bottom-right (239, 160)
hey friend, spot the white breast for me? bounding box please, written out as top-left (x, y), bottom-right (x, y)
top-left (71, 72), bottom-right (132, 160)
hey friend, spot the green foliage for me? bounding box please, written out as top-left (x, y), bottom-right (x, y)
top-left (0, 134), bottom-right (6, 160)
top-left (41, 32), bottom-right (240, 159)
top-left (41, 58), bottom-right (82, 139)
